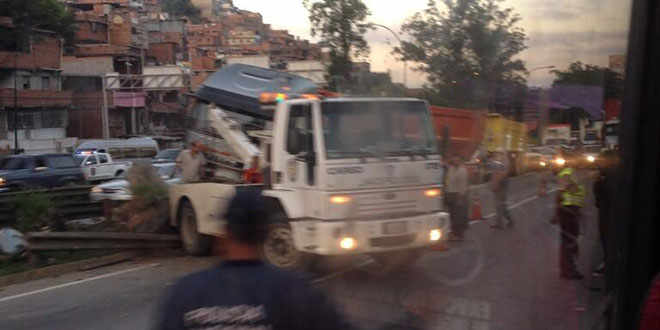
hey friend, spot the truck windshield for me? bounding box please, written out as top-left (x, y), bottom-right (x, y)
top-left (321, 101), bottom-right (437, 159)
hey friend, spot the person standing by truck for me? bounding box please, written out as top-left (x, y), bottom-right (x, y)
top-left (176, 141), bottom-right (206, 183)
top-left (154, 189), bottom-right (349, 330)
top-left (446, 156), bottom-right (469, 240)
top-left (490, 152), bottom-right (514, 229)
top-left (554, 167), bottom-right (586, 280)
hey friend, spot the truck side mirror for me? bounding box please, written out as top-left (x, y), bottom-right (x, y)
top-left (287, 129), bottom-right (303, 155)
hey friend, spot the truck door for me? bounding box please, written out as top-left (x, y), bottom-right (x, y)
top-left (278, 101), bottom-right (317, 190)
top-left (83, 155), bottom-right (99, 180)
top-left (96, 154), bottom-right (111, 179)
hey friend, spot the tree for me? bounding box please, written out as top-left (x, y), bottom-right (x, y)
top-left (161, 0), bottom-right (202, 24)
top-left (394, 0), bottom-right (528, 108)
top-left (304, 0), bottom-right (373, 90)
top-left (550, 61), bottom-right (624, 99)
top-left (0, 0), bottom-right (76, 50)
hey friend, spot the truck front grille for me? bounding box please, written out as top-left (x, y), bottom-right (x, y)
top-left (355, 194), bottom-right (417, 217)
top-left (370, 234), bottom-right (416, 248)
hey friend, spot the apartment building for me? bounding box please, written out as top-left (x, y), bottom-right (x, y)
top-left (0, 24), bottom-right (76, 153)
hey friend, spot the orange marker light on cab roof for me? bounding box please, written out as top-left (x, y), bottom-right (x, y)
top-left (259, 92), bottom-right (288, 104)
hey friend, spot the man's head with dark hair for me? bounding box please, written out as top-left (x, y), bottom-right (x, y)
top-left (224, 189), bottom-right (269, 246)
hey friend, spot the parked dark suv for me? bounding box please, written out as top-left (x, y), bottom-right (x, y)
top-left (0, 154), bottom-right (85, 191)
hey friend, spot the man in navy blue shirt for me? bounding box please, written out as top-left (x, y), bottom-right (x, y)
top-left (154, 189), bottom-right (349, 330)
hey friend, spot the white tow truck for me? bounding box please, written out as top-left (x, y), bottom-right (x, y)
top-left (169, 64), bottom-right (450, 270)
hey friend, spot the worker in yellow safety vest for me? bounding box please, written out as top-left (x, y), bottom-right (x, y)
top-left (554, 167), bottom-right (586, 280)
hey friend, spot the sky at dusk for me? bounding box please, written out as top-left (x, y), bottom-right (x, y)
top-left (232, 0), bottom-right (632, 88)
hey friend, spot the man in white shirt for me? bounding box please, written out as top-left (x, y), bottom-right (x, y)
top-left (446, 156), bottom-right (469, 240)
top-left (176, 141), bottom-right (207, 183)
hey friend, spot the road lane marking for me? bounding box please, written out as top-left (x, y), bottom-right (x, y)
top-left (0, 263), bottom-right (159, 304)
top-left (470, 187), bottom-right (560, 224)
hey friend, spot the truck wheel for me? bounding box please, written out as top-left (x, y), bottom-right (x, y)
top-left (179, 200), bottom-right (212, 256)
top-left (261, 220), bottom-right (308, 271)
top-left (368, 249), bottom-right (424, 275)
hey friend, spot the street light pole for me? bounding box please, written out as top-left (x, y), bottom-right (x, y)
top-left (13, 53), bottom-right (18, 154)
top-left (372, 23), bottom-right (407, 88)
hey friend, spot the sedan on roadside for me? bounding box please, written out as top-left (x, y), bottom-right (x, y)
top-left (90, 164), bottom-right (180, 201)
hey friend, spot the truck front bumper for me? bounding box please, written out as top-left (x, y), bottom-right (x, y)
top-left (291, 212), bottom-right (450, 255)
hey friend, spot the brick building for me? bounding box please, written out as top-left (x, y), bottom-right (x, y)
top-left (145, 19), bottom-right (188, 66)
top-left (0, 24), bottom-right (77, 153)
top-left (62, 0), bottom-right (152, 138)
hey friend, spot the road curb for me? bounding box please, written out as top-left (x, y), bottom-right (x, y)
top-left (0, 251), bottom-right (138, 288)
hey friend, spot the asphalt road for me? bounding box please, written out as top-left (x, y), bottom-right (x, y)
top-left (0, 171), bottom-right (607, 330)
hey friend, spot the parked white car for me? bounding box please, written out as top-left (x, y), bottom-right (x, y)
top-left (75, 152), bottom-right (132, 182)
top-left (90, 163), bottom-right (180, 201)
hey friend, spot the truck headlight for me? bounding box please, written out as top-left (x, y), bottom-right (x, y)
top-left (424, 189), bottom-right (441, 197)
top-left (330, 195), bottom-right (351, 204)
top-left (0, 177), bottom-right (5, 186)
top-left (539, 161), bottom-right (547, 167)
top-left (430, 229), bottom-right (442, 241)
top-left (554, 157), bottom-right (566, 166)
top-left (91, 186), bottom-right (102, 193)
top-left (339, 237), bottom-right (357, 249)
top-left (586, 155), bottom-right (596, 163)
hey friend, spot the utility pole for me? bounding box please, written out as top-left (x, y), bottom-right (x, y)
top-left (101, 75), bottom-right (110, 139)
top-left (13, 52), bottom-right (18, 154)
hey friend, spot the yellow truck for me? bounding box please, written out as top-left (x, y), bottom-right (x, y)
top-left (483, 114), bottom-right (528, 174)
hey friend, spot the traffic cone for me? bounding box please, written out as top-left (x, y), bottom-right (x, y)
top-left (470, 196), bottom-right (483, 221)
top-left (538, 178), bottom-right (547, 197)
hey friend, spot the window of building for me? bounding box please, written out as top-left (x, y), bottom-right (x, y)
top-left (21, 76), bottom-right (31, 90)
top-left (42, 76), bottom-right (50, 90)
top-left (8, 111), bottom-right (35, 130)
top-left (41, 110), bottom-right (63, 128)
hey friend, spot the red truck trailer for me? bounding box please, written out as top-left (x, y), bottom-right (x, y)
top-left (429, 106), bottom-right (487, 159)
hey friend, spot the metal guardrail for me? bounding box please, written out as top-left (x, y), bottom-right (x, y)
top-left (27, 232), bottom-right (180, 251)
top-left (0, 185), bottom-right (103, 224)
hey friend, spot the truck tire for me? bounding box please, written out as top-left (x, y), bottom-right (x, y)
top-left (368, 248), bottom-right (424, 275)
top-left (115, 170), bottom-right (125, 178)
top-left (179, 200), bottom-right (212, 256)
top-left (261, 217), bottom-right (309, 271)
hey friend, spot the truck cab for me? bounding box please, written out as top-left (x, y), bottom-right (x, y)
top-left (266, 98), bottom-right (447, 255)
